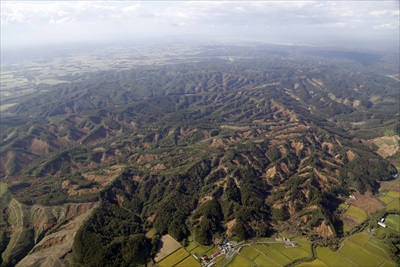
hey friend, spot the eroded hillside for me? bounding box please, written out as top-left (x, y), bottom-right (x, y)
top-left (0, 45), bottom-right (398, 266)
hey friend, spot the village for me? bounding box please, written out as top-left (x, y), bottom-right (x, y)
top-left (194, 237), bottom-right (298, 267)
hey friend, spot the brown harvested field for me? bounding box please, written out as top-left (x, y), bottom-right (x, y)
top-left (380, 180), bottom-right (400, 192)
top-left (154, 234), bottom-right (182, 263)
top-left (342, 215), bottom-right (361, 229)
top-left (346, 192), bottom-right (384, 213)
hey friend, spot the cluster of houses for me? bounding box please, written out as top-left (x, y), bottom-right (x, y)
top-left (217, 239), bottom-right (234, 254)
top-left (199, 253), bottom-right (219, 267)
top-left (196, 239), bottom-right (234, 267)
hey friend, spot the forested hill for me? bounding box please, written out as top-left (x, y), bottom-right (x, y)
top-left (0, 44), bottom-right (398, 266)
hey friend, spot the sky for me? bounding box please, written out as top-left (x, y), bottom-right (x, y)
top-left (1, 0), bottom-right (399, 49)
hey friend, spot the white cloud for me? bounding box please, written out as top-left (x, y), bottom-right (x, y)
top-left (373, 22), bottom-right (400, 30)
top-left (49, 16), bottom-right (75, 25)
top-left (370, 9), bottom-right (399, 17)
top-left (1, 1), bottom-right (399, 47)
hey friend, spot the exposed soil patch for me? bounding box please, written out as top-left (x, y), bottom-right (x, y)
top-left (30, 138), bottom-right (50, 154)
top-left (199, 196), bottom-right (213, 206)
top-left (147, 214), bottom-right (157, 223)
top-left (313, 220), bottom-right (334, 237)
top-left (226, 219), bottom-right (237, 236)
top-left (151, 163), bottom-right (167, 172)
top-left (220, 125), bottom-right (250, 131)
top-left (346, 150), bottom-right (356, 162)
top-left (291, 141), bottom-right (304, 156)
top-left (137, 153), bottom-right (164, 164)
top-left (313, 169), bottom-right (328, 183)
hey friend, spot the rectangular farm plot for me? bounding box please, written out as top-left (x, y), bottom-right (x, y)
top-left (185, 241), bottom-right (198, 252)
top-left (154, 234), bottom-right (182, 262)
top-left (278, 246), bottom-right (311, 260)
top-left (266, 249), bottom-right (291, 266)
top-left (240, 246), bottom-right (260, 261)
top-left (369, 237), bottom-right (389, 250)
top-left (158, 248), bottom-right (190, 267)
top-left (386, 191), bottom-right (400, 198)
top-left (227, 254), bottom-right (254, 267)
top-left (253, 254), bottom-right (279, 266)
top-left (269, 243), bottom-right (287, 250)
top-left (174, 255), bottom-right (201, 267)
top-left (189, 244), bottom-right (214, 256)
top-left (343, 205), bottom-right (368, 222)
top-left (297, 259), bottom-right (328, 267)
top-left (252, 244), bottom-right (273, 255)
top-left (379, 261), bottom-right (397, 267)
top-left (347, 233), bottom-right (369, 246)
top-left (363, 242), bottom-right (390, 259)
top-left (379, 195), bottom-right (395, 204)
top-left (385, 214), bottom-right (400, 231)
top-left (316, 247), bottom-right (355, 266)
top-left (375, 227), bottom-right (390, 240)
top-left (338, 240), bottom-right (384, 267)
top-left (386, 199), bottom-right (400, 211)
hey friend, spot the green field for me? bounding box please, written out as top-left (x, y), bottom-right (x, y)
top-left (386, 199), bottom-right (400, 211)
top-left (386, 191), bottom-right (400, 198)
top-left (189, 244), bottom-right (214, 256)
top-left (174, 255), bottom-right (201, 267)
top-left (379, 261), bottom-right (397, 267)
top-left (297, 259), bottom-right (328, 267)
top-left (266, 249), bottom-right (291, 266)
top-left (316, 247), bottom-right (354, 266)
top-left (252, 244), bottom-right (272, 254)
top-left (253, 254), bottom-right (279, 266)
top-left (363, 242), bottom-right (390, 259)
top-left (379, 195), bottom-right (395, 204)
top-left (158, 248), bottom-right (190, 267)
top-left (227, 254), bottom-right (253, 267)
top-left (385, 214), bottom-right (400, 231)
top-left (338, 240), bottom-right (384, 267)
top-left (185, 240), bottom-right (199, 252)
top-left (240, 246), bottom-right (260, 261)
top-left (278, 245), bottom-right (311, 260)
top-left (348, 233), bottom-right (369, 246)
top-left (344, 205), bottom-right (368, 222)
top-left (375, 227), bottom-right (391, 239)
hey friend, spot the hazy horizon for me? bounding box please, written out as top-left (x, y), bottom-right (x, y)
top-left (1, 1), bottom-right (399, 50)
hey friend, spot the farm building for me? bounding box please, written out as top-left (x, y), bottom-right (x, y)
top-left (377, 221), bottom-right (387, 228)
top-left (211, 251), bottom-right (220, 258)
